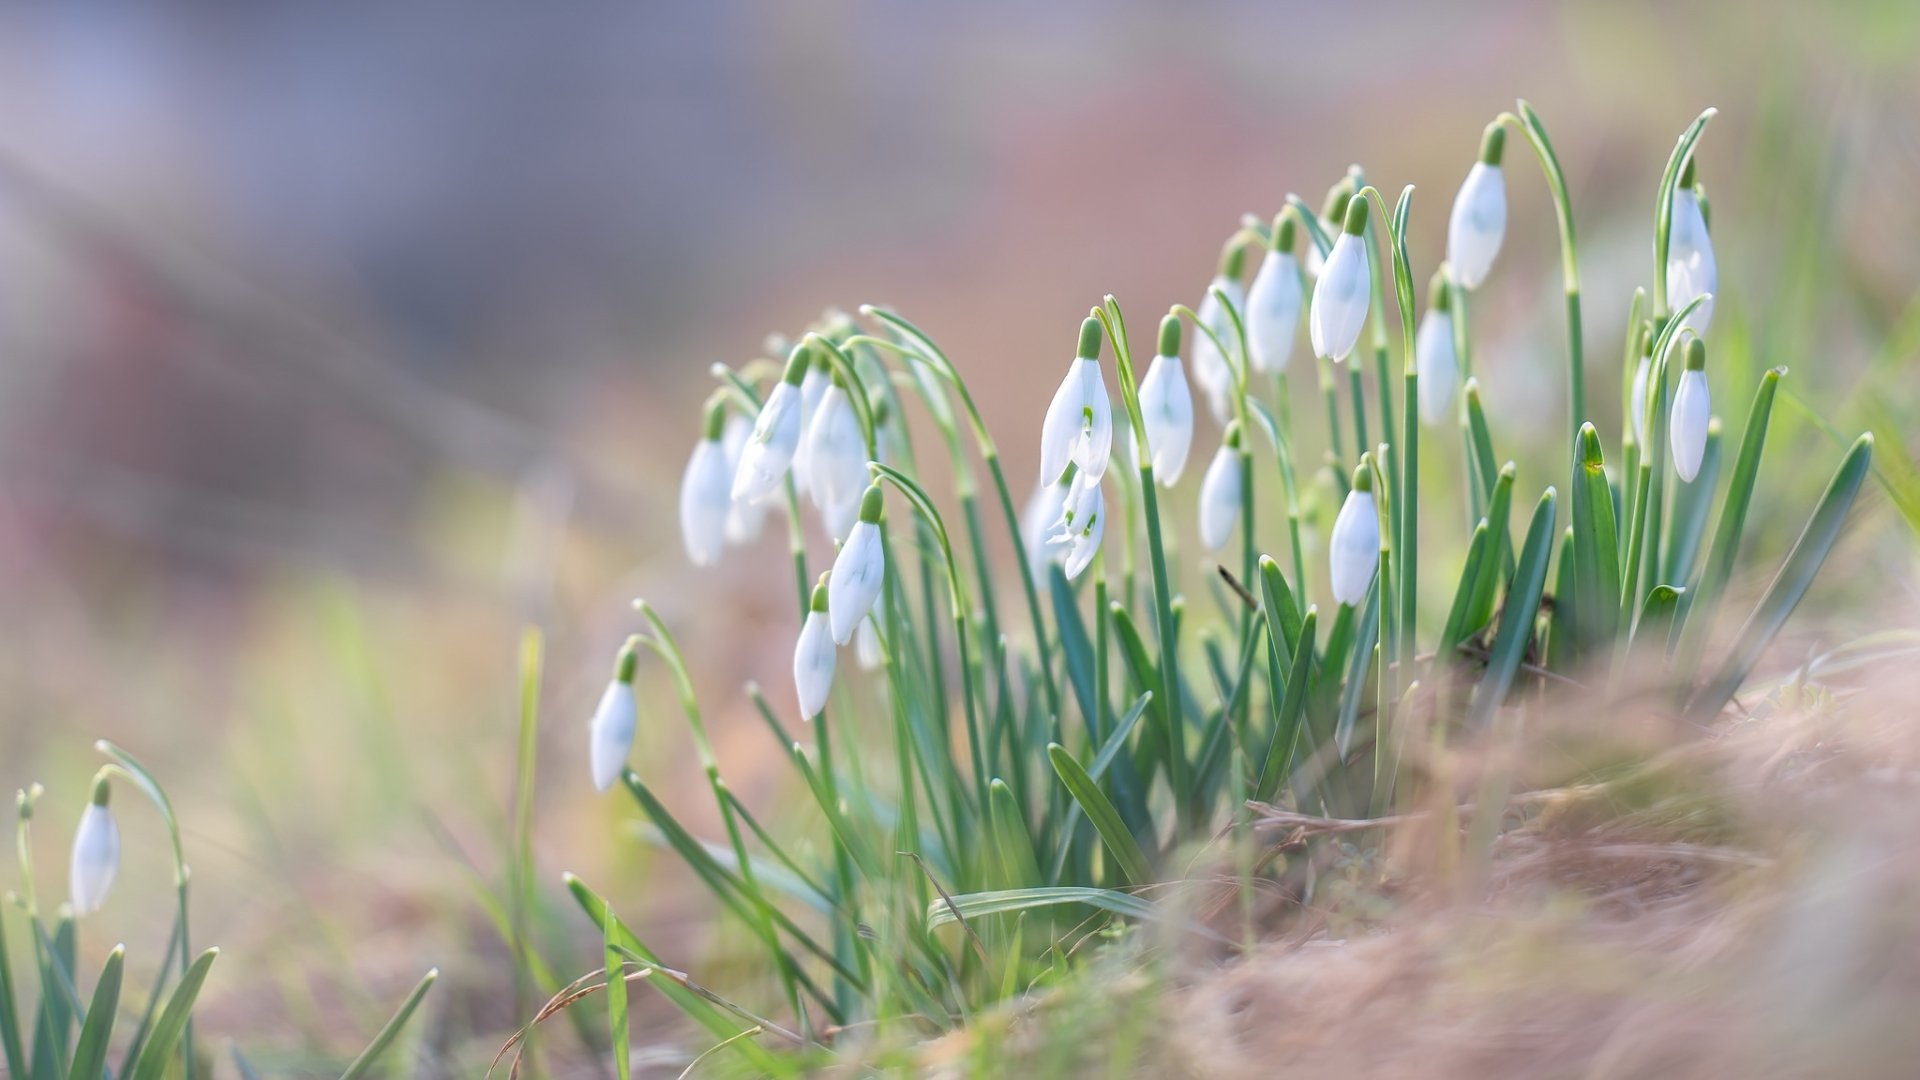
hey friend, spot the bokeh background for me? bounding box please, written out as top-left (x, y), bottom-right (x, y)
top-left (1, 0), bottom-right (1917, 1070)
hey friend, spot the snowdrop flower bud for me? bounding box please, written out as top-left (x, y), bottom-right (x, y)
top-left (1628, 328), bottom-right (1653, 447)
top-left (1670, 339), bottom-right (1711, 483)
top-left (1666, 158), bottom-right (1717, 336)
top-left (680, 399), bottom-right (732, 566)
top-left (1039, 318), bottom-right (1113, 485)
top-left (805, 370), bottom-right (869, 540)
top-left (794, 576), bottom-right (837, 718)
top-left (1197, 422), bottom-right (1244, 552)
top-left (828, 485), bottom-right (886, 644)
top-left (1136, 314), bottom-right (1194, 484)
top-left (1023, 474), bottom-right (1070, 575)
top-left (69, 774), bottom-right (120, 917)
top-left (589, 637), bottom-right (640, 792)
top-left (1305, 178), bottom-right (1353, 279)
top-left (731, 346), bottom-right (811, 504)
top-left (1415, 270), bottom-right (1459, 425)
top-left (720, 415), bottom-right (767, 545)
top-left (1192, 246), bottom-right (1249, 423)
top-left (1329, 462), bottom-right (1380, 606)
top-left (1047, 469), bottom-right (1104, 581)
top-left (1447, 125), bottom-right (1508, 290)
top-left (855, 617), bottom-right (883, 671)
top-left (1309, 197), bottom-right (1372, 362)
top-left (1247, 216), bottom-right (1303, 375)
top-left (789, 360), bottom-right (830, 497)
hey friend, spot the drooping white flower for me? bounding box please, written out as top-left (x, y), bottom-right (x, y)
top-left (855, 617), bottom-right (884, 671)
top-left (1022, 476), bottom-right (1071, 575)
top-left (1309, 198), bottom-right (1371, 362)
top-left (1038, 318), bottom-right (1113, 485)
top-left (794, 579), bottom-right (837, 718)
top-left (1670, 339), bottom-right (1711, 483)
top-left (720, 415), bottom-right (766, 545)
top-left (1192, 251), bottom-right (1249, 423)
top-left (1047, 470), bottom-right (1104, 581)
top-left (69, 777), bottom-right (120, 917)
top-left (1247, 220), bottom-right (1303, 375)
top-left (1415, 272), bottom-right (1459, 426)
top-left (1629, 353), bottom-right (1652, 447)
top-left (1446, 126), bottom-right (1507, 290)
top-left (1135, 314), bottom-right (1194, 484)
top-left (731, 347), bottom-right (811, 504)
top-left (680, 401), bottom-right (732, 567)
top-left (1329, 465), bottom-right (1381, 606)
top-left (1303, 179), bottom-right (1353, 279)
top-left (1666, 162), bottom-right (1716, 336)
top-left (789, 362), bottom-right (830, 497)
top-left (828, 486), bottom-right (886, 644)
top-left (1197, 424), bottom-right (1244, 552)
top-left (589, 638), bottom-right (639, 792)
top-left (805, 377), bottom-right (869, 540)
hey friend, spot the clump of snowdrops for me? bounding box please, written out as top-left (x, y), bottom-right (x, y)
top-left (572, 101), bottom-right (1874, 1071)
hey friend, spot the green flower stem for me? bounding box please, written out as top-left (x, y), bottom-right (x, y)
top-left (1356, 184), bottom-right (1422, 683)
top-left (1497, 102), bottom-right (1586, 455)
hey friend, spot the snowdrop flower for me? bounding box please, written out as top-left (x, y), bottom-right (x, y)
top-left (1197, 422), bottom-right (1244, 552)
top-left (1666, 157), bottom-right (1717, 336)
top-left (1304, 178), bottom-right (1354, 279)
top-left (679, 399), bottom-right (732, 566)
top-left (1135, 315), bottom-right (1194, 484)
top-left (1415, 270), bottom-right (1459, 426)
top-left (1447, 124), bottom-right (1507, 290)
top-left (731, 346), bottom-right (811, 504)
top-left (828, 485), bottom-right (886, 644)
top-left (1192, 246), bottom-right (1248, 423)
top-left (855, 617), bottom-right (884, 671)
top-left (69, 775), bottom-right (120, 917)
top-left (1247, 216), bottom-right (1303, 375)
top-left (720, 415), bottom-right (766, 545)
top-left (1309, 197), bottom-right (1372, 362)
top-left (1022, 475), bottom-right (1071, 575)
top-left (1329, 463), bottom-right (1380, 606)
top-left (789, 361), bottom-right (830, 497)
top-left (1629, 329), bottom-right (1653, 447)
top-left (805, 371), bottom-right (869, 541)
top-left (794, 576), bottom-right (837, 718)
top-left (1670, 338), bottom-right (1711, 483)
top-left (1038, 318), bottom-right (1113, 485)
top-left (1047, 469), bottom-right (1104, 581)
top-left (589, 637), bottom-right (639, 792)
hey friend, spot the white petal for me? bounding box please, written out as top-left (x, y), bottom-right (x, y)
top-left (721, 416), bottom-right (766, 544)
top-left (794, 611), bottom-right (838, 718)
top-left (791, 367), bottom-right (829, 497)
top-left (1447, 162), bottom-right (1507, 290)
top-left (589, 679), bottom-right (637, 792)
top-left (1670, 369), bottom-right (1712, 483)
top-left (731, 382), bottom-right (803, 504)
top-left (855, 617), bottom-right (884, 671)
top-left (680, 439), bottom-right (732, 566)
top-left (1309, 233), bottom-right (1370, 362)
top-left (1666, 191), bottom-right (1717, 335)
top-left (1022, 480), bottom-right (1070, 575)
top-left (1197, 443), bottom-right (1242, 552)
top-left (69, 804), bottom-right (120, 916)
top-left (1247, 251), bottom-right (1303, 374)
top-left (1050, 472), bottom-right (1105, 581)
top-left (828, 521), bottom-right (885, 644)
top-left (1415, 310), bottom-right (1458, 426)
top-left (1629, 357), bottom-right (1651, 447)
top-left (1136, 354), bottom-right (1194, 484)
top-left (1073, 358), bottom-right (1113, 479)
top-left (805, 387), bottom-right (869, 522)
top-left (1329, 489), bottom-right (1380, 606)
top-left (1039, 358), bottom-right (1084, 485)
top-left (1192, 278), bottom-right (1246, 424)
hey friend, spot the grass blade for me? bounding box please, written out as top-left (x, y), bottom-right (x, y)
top-left (1047, 745), bottom-right (1151, 886)
top-left (338, 968), bottom-right (437, 1080)
top-left (1632, 585), bottom-right (1685, 658)
top-left (1570, 425), bottom-right (1621, 655)
top-left (1677, 368), bottom-right (1784, 660)
top-left (1468, 488), bottom-right (1558, 728)
top-left (1256, 607), bottom-right (1318, 803)
top-left (129, 947), bottom-right (218, 1080)
top-left (926, 888), bottom-right (1160, 929)
top-left (66, 945), bottom-right (123, 1080)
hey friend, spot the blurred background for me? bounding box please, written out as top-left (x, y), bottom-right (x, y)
top-left (1, 0), bottom-right (1917, 1070)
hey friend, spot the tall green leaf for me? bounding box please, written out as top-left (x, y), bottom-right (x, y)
top-left (1469, 488), bottom-right (1558, 728)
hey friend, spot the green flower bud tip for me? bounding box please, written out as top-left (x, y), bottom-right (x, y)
top-left (1578, 423), bottom-right (1604, 468)
top-left (1685, 337), bottom-right (1706, 371)
top-left (1322, 178), bottom-right (1354, 223)
top-left (829, 365), bottom-right (849, 391)
top-left (702, 397), bottom-right (727, 441)
top-left (857, 483), bottom-right (884, 524)
top-left (1076, 317), bottom-right (1103, 360)
top-left (90, 772), bottom-right (111, 807)
top-left (1479, 123), bottom-right (1505, 166)
top-left (1220, 241), bottom-right (1247, 280)
top-left (1157, 314), bottom-right (1182, 357)
top-left (1223, 420), bottom-right (1244, 449)
top-left (615, 634), bottom-right (641, 684)
top-left (811, 574), bottom-right (831, 612)
top-left (1342, 196), bottom-right (1369, 237)
top-left (1271, 214), bottom-right (1296, 254)
top-left (1350, 460), bottom-right (1372, 492)
top-left (1427, 268), bottom-right (1451, 312)
top-left (780, 343), bottom-right (811, 386)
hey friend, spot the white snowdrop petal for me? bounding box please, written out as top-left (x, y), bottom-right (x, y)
top-left (1447, 162), bottom-right (1507, 290)
top-left (1309, 234), bottom-right (1370, 362)
top-left (1666, 190), bottom-right (1717, 336)
top-left (805, 387), bottom-right (869, 528)
top-left (1415, 310), bottom-right (1459, 426)
top-left (855, 617), bottom-right (883, 671)
top-left (69, 803), bottom-right (120, 916)
top-left (791, 367), bottom-right (829, 497)
top-left (1247, 251), bottom-right (1303, 375)
top-left (1670, 369), bottom-right (1712, 483)
top-left (731, 382), bottom-right (803, 504)
top-left (721, 416), bottom-right (766, 544)
top-left (680, 439), bottom-right (732, 566)
top-left (1192, 278), bottom-right (1245, 424)
top-left (794, 611), bottom-right (838, 718)
top-left (1197, 443), bottom-right (1242, 552)
top-left (828, 521), bottom-right (886, 644)
top-left (1629, 357), bottom-right (1652, 448)
top-left (1329, 489), bottom-right (1381, 606)
top-left (1137, 354), bottom-right (1194, 484)
top-left (1074, 358), bottom-right (1114, 480)
top-left (1049, 472), bottom-right (1105, 581)
top-left (589, 679), bottom-right (637, 792)
top-left (1023, 480), bottom-right (1070, 575)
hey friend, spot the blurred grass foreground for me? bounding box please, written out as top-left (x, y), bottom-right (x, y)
top-left (3, 3), bottom-right (1920, 1077)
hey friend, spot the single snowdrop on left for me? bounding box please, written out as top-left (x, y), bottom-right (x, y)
top-left (1197, 422), bottom-right (1244, 552)
top-left (679, 397), bottom-right (733, 566)
top-left (69, 773), bottom-right (120, 916)
top-left (588, 637), bottom-right (639, 791)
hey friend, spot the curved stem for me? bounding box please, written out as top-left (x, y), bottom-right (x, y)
top-left (1498, 102), bottom-right (1586, 448)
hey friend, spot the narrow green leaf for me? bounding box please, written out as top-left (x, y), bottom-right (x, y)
top-left (1678, 369), bottom-right (1783, 658)
top-left (1440, 521), bottom-right (1493, 654)
top-left (0, 910), bottom-right (23, 1080)
top-left (1469, 488), bottom-right (1558, 727)
top-left (987, 779), bottom-right (1043, 889)
top-left (129, 947), bottom-right (218, 1080)
top-left (1547, 527), bottom-right (1577, 673)
top-left (1663, 418), bottom-right (1722, 587)
top-left (1257, 608), bottom-right (1319, 802)
top-left (1048, 566), bottom-right (1098, 735)
top-left (1632, 585), bottom-right (1685, 658)
top-left (1087, 693), bottom-right (1151, 782)
top-left (1335, 580), bottom-right (1381, 757)
top-left (1570, 425), bottom-right (1621, 657)
top-left (1047, 746), bottom-right (1151, 885)
top-left (66, 945), bottom-right (123, 1080)
top-left (338, 968), bottom-right (437, 1080)
top-left (926, 888), bottom-right (1162, 929)
top-left (1256, 555), bottom-right (1303, 662)
top-left (605, 917), bottom-right (632, 1080)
